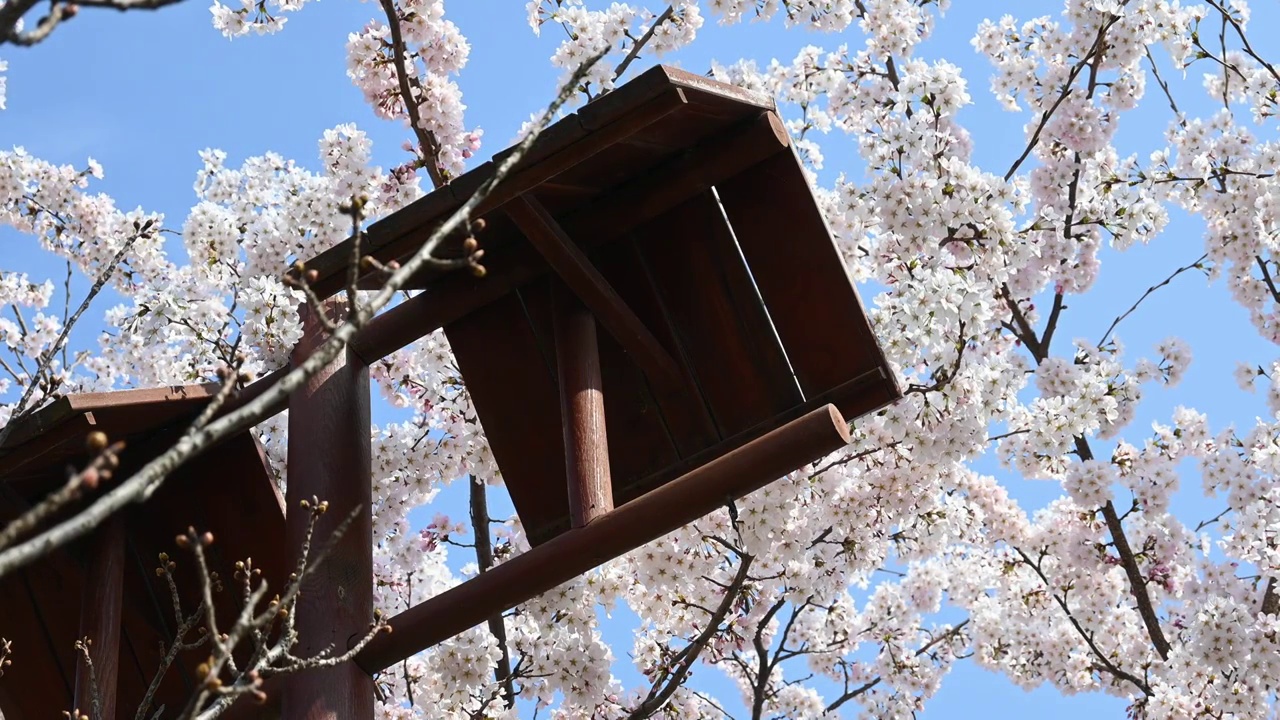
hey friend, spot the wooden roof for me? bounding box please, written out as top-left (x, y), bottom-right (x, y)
top-left (0, 386), bottom-right (287, 719)
top-left (300, 65), bottom-right (901, 546)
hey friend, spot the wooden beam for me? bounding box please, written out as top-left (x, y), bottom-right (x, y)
top-left (74, 516), bottom-right (124, 720)
top-left (353, 403), bottom-right (850, 673)
top-left (346, 110), bottom-right (790, 366)
top-left (507, 195), bottom-right (682, 389)
top-left (300, 88), bottom-right (688, 298)
top-left (553, 285), bottom-right (614, 527)
top-left (283, 300), bottom-right (374, 720)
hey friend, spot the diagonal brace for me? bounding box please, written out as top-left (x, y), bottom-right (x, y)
top-left (505, 194), bottom-right (683, 389)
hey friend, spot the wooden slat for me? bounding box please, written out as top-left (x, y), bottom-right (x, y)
top-left (661, 66), bottom-right (776, 115)
top-left (636, 192), bottom-right (802, 438)
top-left (715, 150), bottom-right (900, 408)
top-left (615, 367), bottom-right (897, 504)
top-left (554, 111), bottom-right (789, 246)
top-left (347, 111), bottom-right (790, 366)
top-left (302, 88), bottom-right (688, 298)
top-left (592, 239), bottom-right (718, 459)
top-left (75, 517), bottom-right (125, 720)
top-left (444, 295), bottom-right (568, 542)
top-left (0, 563), bottom-right (75, 716)
top-left (505, 195), bottom-right (683, 389)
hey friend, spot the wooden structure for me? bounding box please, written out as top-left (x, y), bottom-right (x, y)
top-left (0, 65), bottom-right (899, 719)
top-left (295, 65), bottom-right (901, 677)
top-left (0, 385), bottom-right (288, 718)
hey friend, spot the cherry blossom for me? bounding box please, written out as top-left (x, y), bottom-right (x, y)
top-left (3, 0), bottom-right (1280, 717)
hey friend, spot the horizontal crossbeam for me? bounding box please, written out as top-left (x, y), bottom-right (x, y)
top-left (353, 403), bottom-right (850, 674)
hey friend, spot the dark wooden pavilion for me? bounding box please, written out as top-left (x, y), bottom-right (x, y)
top-left (0, 65), bottom-right (899, 719)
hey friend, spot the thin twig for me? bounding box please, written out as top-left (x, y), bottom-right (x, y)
top-left (1097, 253), bottom-right (1208, 347)
top-left (0, 231), bottom-right (142, 448)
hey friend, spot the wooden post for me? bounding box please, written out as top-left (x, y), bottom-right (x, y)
top-left (554, 285), bottom-right (614, 528)
top-left (74, 516), bottom-right (123, 720)
top-left (283, 300), bottom-right (374, 720)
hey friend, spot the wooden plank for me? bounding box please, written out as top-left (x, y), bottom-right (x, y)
top-left (540, 137), bottom-right (674, 200)
top-left (578, 64), bottom-right (680, 130)
top-left (492, 110), bottom-right (588, 165)
top-left (556, 111), bottom-right (789, 246)
top-left (715, 150), bottom-right (900, 403)
top-left (343, 112), bottom-right (791, 366)
top-left (505, 194), bottom-right (683, 389)
top-left (592, 239), bottom-right (718, 459)
top-left (302, 88), bottom-right (688, 298)
top-left (74, 517), bottom-right (125, 720)
top-left (615, 366), bottom-right (897, 504)
top-left (661, 66), bottom-right (776, 114)
top-left (0, 412), bottom-right (97, 484)
top-left (553, 286), bottom-right (614, 528)
top-left (0, 562), bottom-right (75, 717)
top-left (637, 192), bottom-right (801, 437)
top-left (444, 294), bottom-right (568, 543)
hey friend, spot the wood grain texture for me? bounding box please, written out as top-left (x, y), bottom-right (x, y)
top-left (506, 194), bottom-right (682, 389)
top-left (553, 286), bottom-right (614, 528)
top-left (283, 300), bottom-right (374, 720)
top-left (354, 404), bottom-right (850, 673)
top-left (716, 150), bottom-right (901, 408)
top-left (74, 517), bottom-right (125, 720)
top-left (636, 191), bottom-right (802, 438)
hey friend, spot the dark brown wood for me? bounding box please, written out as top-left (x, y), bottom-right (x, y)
top-left (444, 294), bottom-right (568, 542)
top-left (553, 285), bottom-right (614, 528)
top-left (74, 516), bottom-right (124, 720)
top-left (592, 239), bottom-right (719, 458)
top-left (283, 300), bottom-right (374, 720)
top-left (344, 111), bottom-right (791, 366)
top-left (716, 151), bottom-right (901, 409)
top-left (636, 191), bottom-right (802, 437)
top-left (0, 385), bottom-right (293, 719)
top-left (507, 194), bottom-right (682, 389)
top-left (354, 403), bottom-right (851, 674)
top-left (302, 88), bottom-right (689, 298)
top-left (614, 366), bottom-right (897, 504)
top-left (516, 275), bottom-right (684, 546)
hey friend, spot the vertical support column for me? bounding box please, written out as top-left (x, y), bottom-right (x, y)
top-left (74, 516), bottom-right (123, 720)
top-left (283, 300), bottom-right (374, 720)
top-left (553, 284), bottom-right (614, 527)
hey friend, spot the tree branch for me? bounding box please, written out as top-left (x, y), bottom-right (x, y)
top-left (0, 50), bottom-right (608, 581)
top-left (468, 477), bottom-right (515, 709)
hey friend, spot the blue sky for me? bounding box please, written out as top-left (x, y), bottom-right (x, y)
top-left (3, 0), bottom-right (1280, 717)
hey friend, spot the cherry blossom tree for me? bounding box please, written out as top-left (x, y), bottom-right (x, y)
top-left (3, 0), bottom-right (1280, 718)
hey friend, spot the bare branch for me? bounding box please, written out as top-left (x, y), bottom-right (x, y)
top-left (1097, 253), bottom-right (1209, 348)
top-left (469, 477), bottom-right (515, 709)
